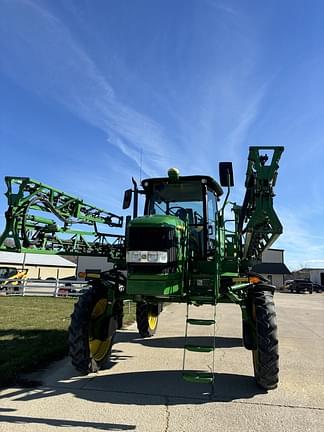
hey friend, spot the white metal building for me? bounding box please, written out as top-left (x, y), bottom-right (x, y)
top-left (252, 248), bottom-right (290, 288)
top-left (0, 252), bottom-right (76, 279)
top-left (292, 268), bottom-right (324, 285)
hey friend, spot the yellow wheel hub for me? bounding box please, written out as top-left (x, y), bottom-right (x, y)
top-left (89, 298), bottom-right (112, 362)
top-left (148, 311), bottom-right (158, 331)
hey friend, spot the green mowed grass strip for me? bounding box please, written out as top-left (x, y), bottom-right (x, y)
top-left (0, 296), bottom-right (136, 387)
top-left (0, 297), bottom-right (76, 386)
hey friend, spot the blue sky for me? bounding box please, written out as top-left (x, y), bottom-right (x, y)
top-left (1, 0), bottom-right (323, 270)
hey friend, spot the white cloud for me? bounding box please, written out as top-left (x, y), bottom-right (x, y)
top-left (224, 81), bottom-right (271, 174)
top-left (1, 0), bottom-right (272, 184)
top-left (204, 0), bottom-right (238, 16)
top-left (0, 0), bottom-right (174, 177)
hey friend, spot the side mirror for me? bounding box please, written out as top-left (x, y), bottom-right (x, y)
top-left (122, 189), bottom-right (132, 209)
top-left (219, 162), bottom-right (234, 187)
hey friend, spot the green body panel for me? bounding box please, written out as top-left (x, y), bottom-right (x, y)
top-left (126, 274), bottom-right (183, 297)
top-left (126, 214), bottom-right (186, 297)
top-left (128, 214), bottom-right (184, 229)
top-left (193, 261), bottom-right (217, 273)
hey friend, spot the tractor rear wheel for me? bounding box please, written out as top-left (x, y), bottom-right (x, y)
top-left (251, 290), bottom-right (279, 390)
top-left (69, 285), bottom-right (117, 374)
top-left (136, 302), bottom-right (159, 337)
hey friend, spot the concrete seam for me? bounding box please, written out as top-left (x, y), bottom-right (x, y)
top-left (164, 396), bottom-right (170, 432)
top-left (213, 398), bottom-right (324, 411)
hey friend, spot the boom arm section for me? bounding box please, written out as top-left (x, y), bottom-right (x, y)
top-left (0, 177), bottom-right (125, 262)
top-left (238, 146), bottom-right (284, 262)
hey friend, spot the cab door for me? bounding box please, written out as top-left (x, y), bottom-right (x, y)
top-left (207, 190), bottom-right (217, 254)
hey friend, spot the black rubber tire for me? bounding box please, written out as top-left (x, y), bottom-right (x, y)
top-left (136, 302), bottom-right (159, 337)
top-left (242, 320), bottom-right (255, 350)
top-left (251, 290), bottom-right (279, 390)
top-left (69, 285), bottom-right (116, 374)
top-left (114, 299), bottom-right (124, 329)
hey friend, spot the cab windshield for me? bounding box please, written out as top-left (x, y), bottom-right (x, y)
top-left (147, 182), bottom-right (203, 223)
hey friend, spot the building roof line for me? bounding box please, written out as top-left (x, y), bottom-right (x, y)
top-left (0, 252), bottom-right (76, 267)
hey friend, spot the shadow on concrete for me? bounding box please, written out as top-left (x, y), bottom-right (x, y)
top-left (140, 336), bottom-right (242, 349)
top-left (114, 331), bottom-right (139, 343)
top-left (115, 331), bottom-right (243, 349)
top-left (0, 369), bottom-right (266, 406)
top-left (1, 329), bottom-right (265, 406)
top-left (0, 414), bottom-right (135, 430)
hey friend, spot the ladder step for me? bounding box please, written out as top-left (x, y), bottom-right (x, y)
top-left (185, 344), bottom-right (214, 353)
top-left (187, 318), bottom-right (215, 326)
top-left (182, 371), bottom-right (214, 384)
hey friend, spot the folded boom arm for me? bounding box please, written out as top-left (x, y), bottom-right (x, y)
top-left (0, 177), bottom-right (125, 262)
top-left (238, 146), bottom-right (284, 262)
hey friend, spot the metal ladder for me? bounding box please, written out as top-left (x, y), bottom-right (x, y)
top-left (182, 303), bottom-right (217, 385)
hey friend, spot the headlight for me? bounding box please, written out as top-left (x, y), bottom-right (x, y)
top-left (126, 250), bottom-right (168, 263)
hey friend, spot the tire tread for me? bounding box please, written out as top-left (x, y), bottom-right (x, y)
top-left (253, 290), bottom-right (279, 390)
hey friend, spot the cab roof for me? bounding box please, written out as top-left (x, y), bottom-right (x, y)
top-left (141, 175), bottom-right (223, 197)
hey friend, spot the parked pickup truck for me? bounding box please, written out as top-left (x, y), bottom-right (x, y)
top-left (312, 283), bottom-right (324, 293)
top-left (289, 279), bottom-right (313, 294)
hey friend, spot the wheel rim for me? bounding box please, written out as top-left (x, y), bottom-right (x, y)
top-left (148, 310), bottom-right (158, 331)
top-left (89, 298), bottom-right (112, 362)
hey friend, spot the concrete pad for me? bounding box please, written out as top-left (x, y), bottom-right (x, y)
top-left (0, 387), bottom-right (165, 431)
top-left (0, 293), bottom-right (323, 431)
top-left (167, 401), bottom-right (324, 432)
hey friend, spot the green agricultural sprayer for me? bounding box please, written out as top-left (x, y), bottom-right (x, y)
top-left (0, 146), bottom-right (284, 390)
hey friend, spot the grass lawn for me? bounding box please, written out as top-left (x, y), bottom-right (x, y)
top-left (0, 296), bottom-right (136, 387)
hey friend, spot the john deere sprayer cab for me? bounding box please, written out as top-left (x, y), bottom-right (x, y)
top-left (0, 146), bottom-right (283, 390)
top-left (126, 172), bottom-right (223, 298)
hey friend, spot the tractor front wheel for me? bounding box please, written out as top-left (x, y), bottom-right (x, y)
top-left (251, 289), bottom-right (279, 390)
top-left (69, 285), bottom-right (117, 374)
top-left (136, 302), bottom-right (159, 337)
